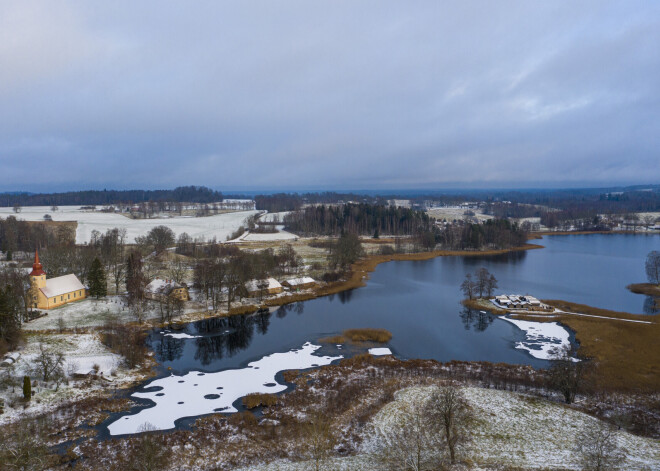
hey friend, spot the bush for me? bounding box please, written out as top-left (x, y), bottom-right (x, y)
top-left (23, 376), bottom-right (31, 400)
top-left (343, 328), bottom-right (392, 343)
top-left (321, 272), bottom-right (342, 283)
top-left (242, 393), bottom-right (278, 409)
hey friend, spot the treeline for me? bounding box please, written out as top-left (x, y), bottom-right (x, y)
top-left (0, 186), bottom-right (223, 207)
top-left (283, 203), bottom-right (432, 236)
top-left (0, 217), bottom-right (75, 256)
top-left (254, 192), bottom-right (393, 212)
top-left (437, 219), bottom-right (528, 250)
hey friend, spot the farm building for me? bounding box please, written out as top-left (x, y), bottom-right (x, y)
top-left (29, 251), bottom-right (86, 310)
top-left (246, 278), bottom-right (283, 296)
top-left (282, 276), bottom-right (316, 290)
top-left (146, 279), bottom-right (190, 301)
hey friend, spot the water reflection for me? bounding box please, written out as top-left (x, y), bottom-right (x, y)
top-left (459, 307), bottom-right (495, 332)
top-left (152, 336), bottom-right (185, 362)
top-left (643, 296), bottom-right (659, 315)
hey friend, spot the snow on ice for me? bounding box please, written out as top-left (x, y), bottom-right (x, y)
top-left (499, 317), bottom-right (572, 360)
top-left (368, 348), bottom-right (392, 356)
top-left (106, 342), bottom-right (342, 435)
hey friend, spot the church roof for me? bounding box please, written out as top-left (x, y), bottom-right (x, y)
top-left (29, 250), bottom-right (45, 276)
top-left (40, 274), bottom-right (85, 298)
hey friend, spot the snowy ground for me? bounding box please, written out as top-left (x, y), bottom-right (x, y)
top-left (238, 227), bottom-right (299, 242)
top-left (0, 332), bottom-right (127, 425)
top-left (237, 386), bottom-right (660, 470)
top-left (22, 297), bottom-right (146, 330)
top-left (107, 342), bottom-right (342, 435)
top-left (0, 205), bottom-right (258, 243)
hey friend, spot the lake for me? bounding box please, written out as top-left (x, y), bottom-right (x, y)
top-left (108, 233), bottom-right (659, 434)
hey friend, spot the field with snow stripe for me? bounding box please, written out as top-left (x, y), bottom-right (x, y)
top-left (0, 205), bottom-right (258, 243)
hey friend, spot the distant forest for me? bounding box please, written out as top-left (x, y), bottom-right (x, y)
top-left (283, 203), bottom-right (432, 236)
top-left (0, 186), bottom-right (223, 207)
top-left (255, 186), bottom-right (660, 215)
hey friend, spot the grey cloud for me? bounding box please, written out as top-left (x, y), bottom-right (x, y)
top-left (1, 1), bottom-right (659, 191)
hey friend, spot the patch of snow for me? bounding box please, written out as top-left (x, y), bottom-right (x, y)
top-left (160, 331), bottom-right (200, 339)
top-left (499, 317), bottom-right (571, 360)
top-left (106, 342), bottom-right (342, 435)
top-left (368, 348), bottom-right (392, 356)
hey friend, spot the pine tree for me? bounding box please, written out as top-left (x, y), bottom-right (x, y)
top-left (23, 375), bottom-right (31, 400)
top-left (88, 257), bottom-right (107, 299)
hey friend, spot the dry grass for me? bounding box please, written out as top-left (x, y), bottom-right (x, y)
top-left (627, 283), bottom-right (660, 297)
top-left (538, 300), bottom-right (660, 392)
top-left (242, 393), bottom-right (278, 409)
top-left (461, 298), bottom-right (507, 315)
top-left (319, 328), bottom-right (392, 344)
top-left (343, 328), bottom-right (392, 343)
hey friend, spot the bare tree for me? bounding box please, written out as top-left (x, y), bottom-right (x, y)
top-left (646, 250), bottom-right (660, 285)
top-left (548, 344), bottom-right (587, 404)
top-left (129, 423), bottom-right (171, 471)
top-left (167, 258), bottom-right (188, 285)
top-left (460, 273), bottom-right (475, 300)
top-left (429, 384), bottom-right (473, 464)
top-left (301, 411), bottom-right (336, 471)
top-left (31, 343), bottom-right (65, 386)
top-left (575, 421), bottom-right (625, 471)
top-left (0, 418), bottom-right (51, 470)
top-left (374, 399), bottom-right (440, 471)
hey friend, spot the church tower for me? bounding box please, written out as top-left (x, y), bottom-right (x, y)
top-left (30, 250), bottom-right (47, 289)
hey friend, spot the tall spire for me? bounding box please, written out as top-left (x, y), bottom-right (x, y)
top-left (30, 250), bottom-right (45, 276)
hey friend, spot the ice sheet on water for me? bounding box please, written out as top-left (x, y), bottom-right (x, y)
top-left (499, 317), bottom-right (571, 360)
top-left (107, 342), bottom-right (342, 435)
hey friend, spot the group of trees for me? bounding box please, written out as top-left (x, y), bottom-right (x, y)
top-left (460, 268), bottom-right (498, 300)
top-left (193, 244), bottom-right (303, 310)
top-left (0, 186), bottom-right (223, 208)
top-left (284, 203), bottom-right (433, 237)
top-left (439, 219), bottom-right (528, 251)
top-left (0, 216), bottom-right (75, 256)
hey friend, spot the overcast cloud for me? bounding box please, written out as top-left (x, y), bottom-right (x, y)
top-left (1, 1), bottom-right (659, 192)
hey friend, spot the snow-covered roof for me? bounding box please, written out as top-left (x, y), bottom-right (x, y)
top-left (246, 277), bottom-right (282, 292)
top-left (41, 274), bottom-right (85, 298)
top-left (146, 279), bottom-right (184, 294)
top-left (284, 276), bottom-right (316, 286)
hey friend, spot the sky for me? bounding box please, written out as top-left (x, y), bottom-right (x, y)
top-left (1, 1), bottom-right (659, 192)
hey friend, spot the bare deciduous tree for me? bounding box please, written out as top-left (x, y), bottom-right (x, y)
top-left (301, 411), bottom-right (336, 471)
top-left (31, 342), bottom-right (65, 386)
top-left (575, 421), bottom-right (625, 471)
top-left (429, 384), bottom-right (473, 464)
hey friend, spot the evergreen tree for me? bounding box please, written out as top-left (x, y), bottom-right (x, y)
top-left (23, 375), bottom-right (31, 400)
top-left (88, 257), bottom-right (107, 298)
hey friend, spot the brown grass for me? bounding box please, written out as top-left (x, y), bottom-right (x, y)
top-left (319, 328), bottom-right (392, 344)
top-left (627, 283), bottom-right (660, 297)
top-left (317, 335), bottom-right (346, 344)
top-left (343, 328), bottom-right (392, 343)
top-left (536, 300), bottom-right (660, 391)
top-left (242, 393), bottom-right (278, 409)
top-left (461, 298), bottom-right (507, 315)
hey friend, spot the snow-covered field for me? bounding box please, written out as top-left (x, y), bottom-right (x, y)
top-left (499, 316), bottom-right (572, 360)
top-left (238, 386), bottom-right (660, 470)
top-left (23, 297), bottom-right (141, 330)
top-left (0, 205), bottom-right (258, 244)
top-left (107, 342), bottom-right (342, 435)
top-left (0, 333), bottom-right (125, 425)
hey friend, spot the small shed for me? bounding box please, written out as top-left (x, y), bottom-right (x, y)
top-left (282, 277), bottom-right (316, 291)
top-left (246, 278), bottom-right (283, 296)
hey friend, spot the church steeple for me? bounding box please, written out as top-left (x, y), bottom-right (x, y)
top-left (30, 250), bottom-right (46, 277)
